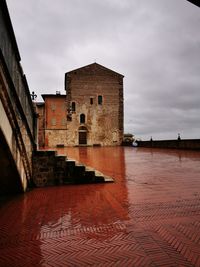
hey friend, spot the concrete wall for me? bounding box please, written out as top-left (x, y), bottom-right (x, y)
top-left (65, 63), bottom-right (124, 146)
top-left (137, 139), bottom-right (200, 150)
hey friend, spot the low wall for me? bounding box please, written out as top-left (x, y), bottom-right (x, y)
top-left (137, 139), bottom-right (200, 150)
top-left (32, 150), bottom-right (66, 187)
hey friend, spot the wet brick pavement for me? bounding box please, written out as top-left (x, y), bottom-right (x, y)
top-left (1, 147), bottom-right (200, 266)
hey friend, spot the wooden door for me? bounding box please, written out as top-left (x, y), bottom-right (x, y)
top-left (79, 131), bottom-right (87, 145)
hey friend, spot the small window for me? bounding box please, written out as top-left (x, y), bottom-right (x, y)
top-left (51, 103), bottom-right (56, 111)
top-left (51, 118), bottom-right (56, 126)
top-left (61, 118), bottom-right (66, 126)
top-left (80, 114), bottom-right (85, 124)
top-left (71, 102), bottom-right (76, 112)
top-left (90, 98), bottom-right (93, 105)
top-left (98, 95), bottom-right (103, 105)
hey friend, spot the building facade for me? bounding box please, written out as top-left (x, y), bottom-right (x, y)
top-left (37, 94), bottom-right (67, 148)
top-left (65, 63), bottom-right (124, 146)
top-left (37, 63), bottom-right (124, 148)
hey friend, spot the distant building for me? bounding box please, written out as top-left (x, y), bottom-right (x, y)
top-left (65, 63), bottom-right (124, 146)
top-left (37, 93), bottom-right (67, 147)
top-left (37, 63), bottom-right (124, 147)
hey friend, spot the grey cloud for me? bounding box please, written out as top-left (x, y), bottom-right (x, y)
top-left (6, 0), bottom-right (200, 140)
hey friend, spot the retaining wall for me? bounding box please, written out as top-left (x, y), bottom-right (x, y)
top-left (137, 139), bottom-right (200, 150)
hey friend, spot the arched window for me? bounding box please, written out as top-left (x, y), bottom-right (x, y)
top-left (71, 102), bottom-right (76, 112)
top-left (80, 113), bottom-right (85, 124)
top-left (98, 95), bottom-right (103, 105)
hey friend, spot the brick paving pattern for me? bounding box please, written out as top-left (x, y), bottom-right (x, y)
top-left (1, 147), bottom-right (200, 266)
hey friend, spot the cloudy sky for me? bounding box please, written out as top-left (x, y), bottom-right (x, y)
top-left (6, 0), bottom-right (200, 140)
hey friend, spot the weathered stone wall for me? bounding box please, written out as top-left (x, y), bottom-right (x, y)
top-left (45, 129), bottom-right (68, 147)
top-left (32, 150), bottom-right (66, 186)
top-left (36, 103), bottom-right (45, 148)
top-left (65, 63), bottom-right (124, 146)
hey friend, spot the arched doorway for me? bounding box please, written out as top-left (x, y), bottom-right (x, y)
top-left (78, 126), bottom-right (87, 145)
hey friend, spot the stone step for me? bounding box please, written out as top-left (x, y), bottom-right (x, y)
top-left (104, 176), bottom-right (114, 183)
top-left (64, 160), bottom-right (76, 183)
top-left (66, 160), bottom-right (76, 167)
top-left (74, 165), bottom-right (86, 184)
top-left (86, 167), bottom-right (114, 183)
top-left (55, 154), bottom-right (67, 160)
top-left (33, 152), bottom-right (114, 187)
top-left (85, 170), bottom-right (95, 176)
top-left (65, 159), bottom-right (114, 184)
top-left (84, 167), bottom-right (96, 183)
top-left (34, 150), bottom-right (58, 157)
top-left (54, 155), bottom-right (67, 185)
top-left (92, 170), bottom-right (104, 183)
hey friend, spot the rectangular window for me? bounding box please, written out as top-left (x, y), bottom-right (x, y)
top-left (71, 102), bottom-right (76, 112)
top-left (90, 98), bottom-right (93, 105)
top-left (98, 95), bottom-right (103, 105)
top-left (51, 118), bottom-right (56, 126)
top-left (51, 103), bottom-right (56, 111)
top-left (80, 114), bottom-right (85, 124)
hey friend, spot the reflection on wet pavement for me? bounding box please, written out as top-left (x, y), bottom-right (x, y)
top-left (1, 147), bottom-right (200, 266)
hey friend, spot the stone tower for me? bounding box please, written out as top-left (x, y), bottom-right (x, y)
top-left (65, 63), bottom-right (124, 146)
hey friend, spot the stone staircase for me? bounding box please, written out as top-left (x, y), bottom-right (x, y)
top-left (32, 150), bottom-right (114, 187)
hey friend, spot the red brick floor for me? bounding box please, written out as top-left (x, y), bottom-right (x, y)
top-left (1, 147), bottom-right (200, 266)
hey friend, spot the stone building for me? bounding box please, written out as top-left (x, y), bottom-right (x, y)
top-left (36, 63), bottom-right (124, 148)
top-left (65, 63), bottom-right (124, 146)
